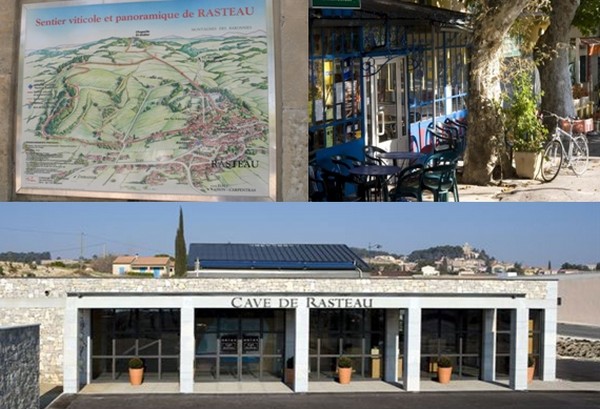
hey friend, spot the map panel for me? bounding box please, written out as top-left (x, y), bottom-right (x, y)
top-left (17, 0), bottom-right (274, 200)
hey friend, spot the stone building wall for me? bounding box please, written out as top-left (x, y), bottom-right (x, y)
top-left (0, 277), bottom-right (552, 299)
top-left (0, 325), bottom-right (40, 409)
top-left (0, 277), bottom-right (556, 383)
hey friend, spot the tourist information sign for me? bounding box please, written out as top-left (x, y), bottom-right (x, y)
top-left (16, 0), bottom-right (275, 201)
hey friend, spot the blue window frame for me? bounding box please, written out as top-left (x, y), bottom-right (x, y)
top-left (309, 18), bottom-right (470, 156)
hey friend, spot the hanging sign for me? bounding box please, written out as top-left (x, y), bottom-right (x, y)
top-left (311, 0), bottom-right (361, 9)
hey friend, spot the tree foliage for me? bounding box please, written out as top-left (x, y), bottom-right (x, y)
top-left (407, 246), bottom-right (465, 263)
top-left (0, 252), bottom-right (51, 264)
top-left (174, 208), bottom-right (187, 277)
top-left (89, 254), bottom-right (117, 274)
top-left (561, 262), bottom-right (591, 271)
top-left (572, 0), bottom-right (600, 35)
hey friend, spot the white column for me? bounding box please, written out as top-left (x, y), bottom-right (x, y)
top-left (404, 306), bottom-right (421, 392)
top-left (63, 298), bottom-right (79, 393)
top-left (294, 304), bottom-right (310, 392)
top-left (179, 304), bottom-right (195, 393)
top-left (481, 309), bottom-right (496, 382)
top-left (575, 38), bottom-right (581, 84)
top-left (384, 309), bottom-right (400, 383)
top-left (541, 304), bottom-right (558, 381)
top-left (509, 307), bottom-right (528, 390)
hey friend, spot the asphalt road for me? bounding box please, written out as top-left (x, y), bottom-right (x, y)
top-left (559, 323), bottom-right (600, 340)
top-left (47, 391), bottom-right (600, 409)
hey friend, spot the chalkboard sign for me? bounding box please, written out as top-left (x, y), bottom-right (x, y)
top-left (220, 335), bottom-right (238, 354)
top-left (242, 335), bottom-right (260, 353)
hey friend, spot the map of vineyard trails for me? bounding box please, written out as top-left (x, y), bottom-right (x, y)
top-left (18, 1), bottom-right (272, 199)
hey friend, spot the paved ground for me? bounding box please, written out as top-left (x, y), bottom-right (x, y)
top-left (43, 357), bottom-right (600, 409)
top-left (45, 390), bottom-right (600, 409)
top-left (458, 134), bottom-right (600, 202)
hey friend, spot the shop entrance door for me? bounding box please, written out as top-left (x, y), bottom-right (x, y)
top-left (195, 309), bottom-right (285, 382)
top-left (217, 315), bottom-right (261, 381)
top-left (366, 57), bottom-right (409, 152)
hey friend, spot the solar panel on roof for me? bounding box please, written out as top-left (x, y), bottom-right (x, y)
top-left (187, 243), bottom-right (369, 271)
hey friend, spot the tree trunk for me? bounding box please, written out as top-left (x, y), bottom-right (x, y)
top-left (462, 0), bottom-right (534, 185)
top-left (536, 0), bottom-right (580, 118)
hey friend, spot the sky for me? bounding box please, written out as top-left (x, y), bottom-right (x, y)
top-left (0, 202), bottom-right (598, 268)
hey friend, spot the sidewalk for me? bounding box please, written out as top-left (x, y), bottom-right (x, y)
top-left (458, 136), bottom-right (600, 201)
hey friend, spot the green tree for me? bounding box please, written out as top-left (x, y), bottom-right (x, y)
top-left (462, 0), bottom-right (543, 184)
top-left (174, 208), bottom-right (187, 277)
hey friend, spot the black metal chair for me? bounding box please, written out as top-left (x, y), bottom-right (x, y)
top-left (388, 164), bottom-right (424, 202)
top-left (364, 145), bottom-right (387, 166)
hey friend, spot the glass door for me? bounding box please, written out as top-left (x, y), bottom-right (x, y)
top-left (240, 315), bottom-right (261, 381)
top-left (195, 309), bottom-right (285, 382)
top-left (366, 57), bottom-right (409, 152)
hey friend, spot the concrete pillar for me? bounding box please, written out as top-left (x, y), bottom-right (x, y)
top-left (293, 304), bottom-right (310, 392)
top-left (276, 0), bottom-right (309, 201)
top-left (509, 307), bottom-right (528, 390)
top-left (384, 309), bottom-right (400, 383)
top-left (63, 299), bottom-right (79, 393)
top-left (541, 298), bottom-right (558, 381)
top-left (404, 306), bottom-right (421, 392)
top-left (481, 309), bottom-right (496, 382)
top-left (180, 304), bottom-right (195, 393)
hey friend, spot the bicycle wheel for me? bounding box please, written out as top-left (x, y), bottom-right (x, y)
top-left (569, 135), bottom-right (589, 175)
top-left (540, 140), bottom-right (563, 182)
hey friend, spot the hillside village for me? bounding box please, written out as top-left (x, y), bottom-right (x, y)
top-left (0, 243), bottom-right (597, 279)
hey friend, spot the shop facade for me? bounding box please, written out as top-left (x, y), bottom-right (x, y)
top-left (0, 276), bottom-right (558, 393)
top-left (308, 2), bottom-right (470, 164)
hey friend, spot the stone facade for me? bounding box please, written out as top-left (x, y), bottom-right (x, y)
top-left (0, 325), bottom-right (40, 409)
top-left (0, 277), bottom-right (555, 384)
top-left (558, 337), bottom-right (600, 360)
top-left (0, 277), bottom-right (552, 298)
top-left (0, 0), bottom-right (309, 201)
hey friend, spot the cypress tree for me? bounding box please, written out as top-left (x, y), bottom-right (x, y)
top-left (175, 207), bottom-right (187, 277)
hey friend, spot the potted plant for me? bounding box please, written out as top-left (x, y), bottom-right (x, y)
top-left (437, 356), bottom-right (453, 384)
top-left (528, 355), bottom-right (535, 384)
top-left (504, 71), bottom-right (548, 179)
top-left (128, 357), bottom-right (144, 385)
top-left (337, 355), bottom-right (353, 384)
top-left (284, 356), bottom-right (294, 386)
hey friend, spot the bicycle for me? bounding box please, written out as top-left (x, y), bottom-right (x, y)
top-left (539, 111), bottom-right (589, 182)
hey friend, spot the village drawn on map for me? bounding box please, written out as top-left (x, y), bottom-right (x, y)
top-left (19, 30), bottom-right (270, 197)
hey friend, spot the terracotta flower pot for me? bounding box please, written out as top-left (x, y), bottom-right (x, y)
top-left (338, 367), bottom-right (352, 384)
top-left (129, 368), bottom-right (144, 385)
top-left (527, 365), bottom-right (535, 384)
top-left (437, 366), bottom-right (452, 384)
top-left (285, 368), bottom-right (295, 386)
